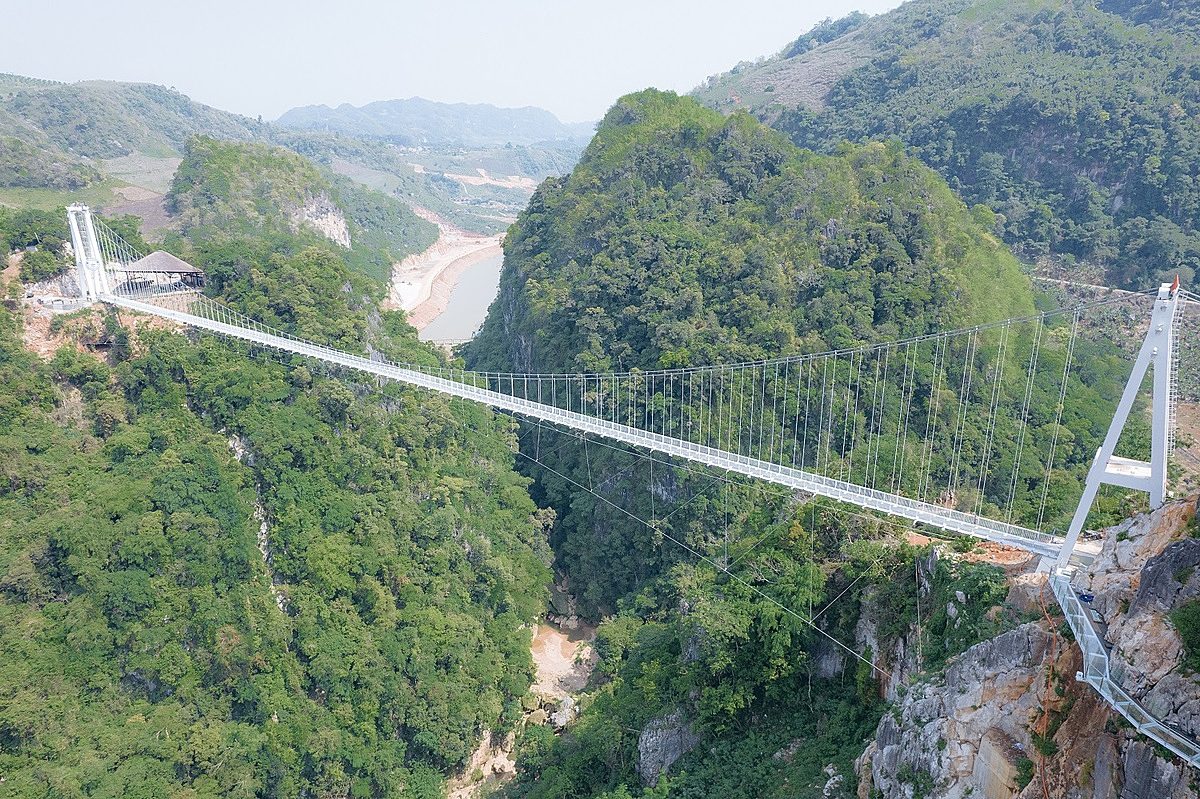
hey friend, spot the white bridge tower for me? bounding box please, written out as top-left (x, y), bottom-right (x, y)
top-left (66, 203), bottom-right (111, 302)
top-left (1057, 279), bottom-right (1182, 567)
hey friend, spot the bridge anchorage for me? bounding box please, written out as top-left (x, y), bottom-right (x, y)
top-left (66, 204), bottom-right (1199, 765)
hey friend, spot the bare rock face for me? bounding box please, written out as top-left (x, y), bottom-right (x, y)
top-left (859, 623), bottom-right (1052, 799)
top-left (1130, 539), bottom-right (1200, 615)
top-left (1120, 741), bottom-right (1195, 799)
top-left (812, 636), bottom-right (846, 679)
top-left (550, 696), bottom-right (578, 729)
top-left (1084, 501), bottom-right (1198, 699)
top-left (859, 498), bottom-right (1200, 799)
top-left (1083, 502), bottom-right (1197, 626)
top-left (291, 194), bottom-right (350, 248)
top-left (637, 708), bottom-right (700, 786)
top-left (26, 270), bottom-right (80, 298)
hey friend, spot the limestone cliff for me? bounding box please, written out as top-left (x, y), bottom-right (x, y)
top-left (290, 193), bottom-right (351, 249)
top-left (858, 498), bottom-right (1200, 799)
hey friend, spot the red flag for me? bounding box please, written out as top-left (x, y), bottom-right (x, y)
top-left (1172, 274), bottom-right (1181, 295)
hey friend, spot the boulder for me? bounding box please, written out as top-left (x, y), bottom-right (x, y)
top-left (637, 708), bottom-right (700, 786)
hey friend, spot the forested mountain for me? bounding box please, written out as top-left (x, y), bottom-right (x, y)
top-left (164, 137), bottom-right (438, 283)
top-left (0, 136), bottom-right (552, 796)
top-left (464, 90), bottom-right (1135, 797)
top-left (0, 73), bottom-right (266, 191)
top-left (276, 97), bottom-right (592, 147)
top-left (693, 0), bottom-right (1200, 289)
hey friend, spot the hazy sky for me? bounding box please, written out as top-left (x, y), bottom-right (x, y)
top-left (3, 0), bottom-right (902, 123)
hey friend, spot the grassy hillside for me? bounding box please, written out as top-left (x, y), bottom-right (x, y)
top-left (0, 135), bottom-right (100, 190)
top-left (694, 0), bottom-right (1200, 289)
top-left (0, 75), bottom-right (267, 161)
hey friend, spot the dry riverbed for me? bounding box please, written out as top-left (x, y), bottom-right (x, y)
top-left (445, 617), bottom-right (597, 799)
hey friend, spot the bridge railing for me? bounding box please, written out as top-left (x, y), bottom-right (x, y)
top-left (1051, 571), bottom-right (1200, 766)
top-left (99, 289), bottom-right (1200, 769)
top-left (103, 292), bottom-right (1064, 558)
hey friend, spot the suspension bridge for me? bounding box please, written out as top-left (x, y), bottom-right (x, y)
top-left (65, 204), bottom-right (1200, 765)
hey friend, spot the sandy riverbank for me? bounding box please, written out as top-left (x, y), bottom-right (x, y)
top-left (445, 620), bottom-right (597, 799)
top-left (384, 209), bottom-right (503, 332)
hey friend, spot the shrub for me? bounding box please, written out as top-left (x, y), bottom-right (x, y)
top-left (1171, 600), bottom-right (1200, 671)
top-left (1016, 757), bottom-right (1035, 789)
top-left (18, 248), bottom-right (67, 282)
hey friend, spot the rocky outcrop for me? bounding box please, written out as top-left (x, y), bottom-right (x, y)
top-left (1120, 742), bottom-right (1196, 799)
top-left (1083, 501), bottom-right (1198, 699)
top-left (228, 434), bottom-right (287, 612)
top-left (860, 498), bottom-right (1200, 799)
top-left (859, 623), bottom-right (1052, 799)
top-left (25, 269), bottom-right (80, 299)
top-left (291, 194), bottom-right (350, 248)
top-left (637, 708), bottom-right (701, 786)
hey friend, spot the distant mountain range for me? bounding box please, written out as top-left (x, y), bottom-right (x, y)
top-left (276, 98), bottom-right (594, 148)
top-left (0, 73), bottom-right (589, 234)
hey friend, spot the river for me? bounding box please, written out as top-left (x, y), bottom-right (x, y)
top-left (418, 252), bottom-right (504, 341)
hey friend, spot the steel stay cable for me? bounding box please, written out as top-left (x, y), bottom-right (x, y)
top-left (96, 218), bottom-right (1156, 438)
top-left (975, 322), bottom-right (1010, 516)
top-left (510, 412), bottom-right (951, 549)
top-left (824, 355), bottom-right (838, 476)
top-left (947, 329), bottom-right (978, 497)
top-left (871, 347), bottom-right (891, 488)
top-left (840, 350), bottom-right (856, 481)
top-left (797, 357), bottom-right (812, 468)
top-left (890, 342), bottom-right (916, 491)
top-left (1006, 315), bottom-right (1044, 523)
top-left (770, 362), bottom-right (782, 464)
top-left (807, 551), bottom-right (892, 625)
top-left (1037, 309), bottom-right (1080, 531)
top-left (513, 446), bottom-right (891, 677)
top-left (847, 350), bottom-right (865, 482)
top-left (442, 290), bottom-right (1153, 380)
top-left (866, 350), bottom-right (883, 485)
top-left (726, 487), bottom-right (791, 569)
top-left (896, 342), bottom-right (918, 493)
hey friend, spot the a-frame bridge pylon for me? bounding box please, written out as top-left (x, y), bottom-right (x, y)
top-left (1056, 279), bottom-right (1182, 568)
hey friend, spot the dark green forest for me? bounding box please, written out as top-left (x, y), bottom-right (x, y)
top-left (469, 90), bottom-right (1131, 616)
top-left (0, 3), bottom-right (1189, 791)
top-left (166, 137), bottom-right (438, 286)
top-left (699, 0), bottom-right (1200, 289)
top-left (0, 140), bottom-right (552, 797)
top-left (465, 90), bottom-right (1145, 798)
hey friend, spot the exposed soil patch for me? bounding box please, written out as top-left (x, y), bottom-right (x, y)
top-left (530, 620), bottom-right (598, 700)
top-left (444, 618), bottom-right (597, 799)
top-left (442, 168), bottom-right (538, 192)
top-left (445, 731), bottom-right (518, 799)
top-left (1175, 401), bottom-right (1200, 494)
top-left (101, 153), bottom-right (182, 195)
top-left (102, 189), bottom-right (173, 239)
